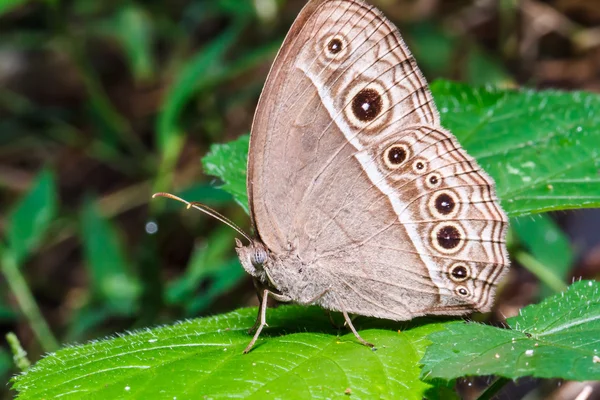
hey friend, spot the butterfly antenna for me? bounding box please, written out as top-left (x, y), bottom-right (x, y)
top-left (152, 192), bottom-right (252, 242)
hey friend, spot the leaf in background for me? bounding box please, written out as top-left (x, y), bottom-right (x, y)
top-left (408, 22), bottom-right (511, 86)
top-left (433, 81), bottom-right (600, 216)
top-left (512, 214), bottom-right (574, 297)
top-left (466, 49), bottom-right (512, 87)
top-left (11, 306), bottom-right (454, 400)
top-left (153, 21), bottom-right (247, 195)
top-left (166, 226), bottom-right (240, 307)
top-left (0, 348), bottom-right (11, 383)
top-left (213, 0), bottom-right (256, 17)
top-left (80, 199), bottom-right (140, 314)
top-left (0, 300), bottom-right (17, 321)
top-left (420, 280), bottom-right (600, 381)
top-left (156, 22), bottom-right (245, 151)
top-left (406, 22), bottom-right (454, 79)
top-left (6, 169), bottom-right (58, 264)
top-left (202, 82), bottom-right (600, 218)
top-left (65, 304), bottom-right (115, 343)
top-left (186, 258), bottom-right (246, 315)
top-left (170, 183), bottom-right (234, 210)
top-left (108, 5), bottom-right (154, 82)
top-left (202, 134), bottom-right (249, 213)
top-left (0, 0), bottom-right (27, 16)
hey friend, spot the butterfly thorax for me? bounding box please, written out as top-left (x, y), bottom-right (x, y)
top-left (236, 239), bottom-right (329, 305)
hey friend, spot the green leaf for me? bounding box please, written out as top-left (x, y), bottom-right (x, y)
top-left (202, 134), bottom-right (250, 213)
top-left (0, 0), bottom-right (27, 16)
top-left (65, 304), bottom-right (115, 342)
top-left (408, 23), bottom-right (511, 86)
top-left (80, 199), bottom-right (140, 314)
top-left (153, 21), bottom-right (247, 195)
top-left (0, 301), bottom-right (17, 321)
top-left (12, 306), bottom-right (452, 399)
top-left (185, 258), bottom-right (247, 315)
top-left (213, 0), bottom-right (256, 17)
top-left (166, 226), bottom-right (245, 312)
top-left (0, 348), bottom-right (11, 382)
top-left (512, 214), bottom-right (573, 297)
top-left (432, 81), bottom-right (600, 216)
top-left (175, 182), bottom-right (234, 207)
top-left (6, 169), bottom-right (58, 264)
top-left (108, 5), bottom-right (155, 81)
top-left (406, 23), bottom-right (455, 79)
top-left (420, 280), bottom-right (600, 381)
top-left (203, 82), bottom-right (600, 218)
top-left (466, 49), bottom-right (512, 87)
top-left (156, 22), bottom-right (244, 151)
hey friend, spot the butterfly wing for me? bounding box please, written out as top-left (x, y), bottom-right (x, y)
top-left (248, 0), bottom-right (508, 320)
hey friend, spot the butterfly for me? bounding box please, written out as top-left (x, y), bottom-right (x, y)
top-left (155, 0), bottom-right (509, 353)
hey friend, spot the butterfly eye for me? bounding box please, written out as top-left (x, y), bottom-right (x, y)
top-left (426, 173), bottom-right (442, 188)
top-left (449, 263), bottom-right (471, 282)
top-left (435, 192), bottom-right (456, 215)
top-left (327, 38), bottom-right (343, 54)
top-left (431, 222), bottom-right (465, 254)
top-left (343, 80), bottom-right (391, 130)
top-left (437, 225), bottom-right (461, 249)
top-left (322, 34), bottom-right (348, 60)
top-left (428, 190), bottom-right (460, 219)
top-left (412, 159), bottom-right (428, 174)
top-left (352, 88), bottom-right (383, 122)
top-left (383, 144), bottom-right (409, 169)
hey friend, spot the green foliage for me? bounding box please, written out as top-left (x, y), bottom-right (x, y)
top-left (202, 135), bottom-right (250, 213)
top-left (6, 170), bottom-right (58, 264)
top-left (407, 22), bottom-right (512, 86)
top-left (432, 81), bottom-right (600, 216)
top-left (6, 333), bottom-right (30, 371)
top-left (11, 77), bottom-right (600, 398)
top-left (166, 226), bottom-right (246, 316)
top-left (512, 214), bottom-right (574, 297)
top-left (1, 1), bottom-right (599, 398)
top-left (12, 282), bottom-right (600, 398)
top-left (106, 5), bottom-right (155, 82)
top-left (11, 306), bottom-right (454, 400)
top-left (0, 303), bottom-right (17, 321)
top-left (421, 280), bottom-right (600, 381)
top-left (1, 170), bottom-right (60, 355)
top-left (156, 23), bottom-right (244, 151)
top-left (0, 349), bottom-right (11, 381)
top-left (80, 200), bottom-right (141, 314)
top-left (0, 0), bottom-right (27, 16)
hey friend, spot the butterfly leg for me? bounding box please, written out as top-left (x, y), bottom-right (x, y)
top-left (247, 288), bottom-right (264, 335)
top-left (330, 293), bottom-right (374, 348)
top-left (248, 277), bottom-right (272, 334)
top-left (341, 309), bottom-right (374, 348)
top-left (244, 289), bottom-right (291, 354)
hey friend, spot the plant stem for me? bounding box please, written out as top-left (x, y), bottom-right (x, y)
top-left (515, 251), bottom-right (568, 293)
top-left (476, 377), bottom-right (511, 400)
top-left (6, 332), bottom-right (31, 371)
top-left (1, 249), bottom-right (59, 352)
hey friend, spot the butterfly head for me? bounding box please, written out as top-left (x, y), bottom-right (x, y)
top-left (235, 239), bottom-right (271, 283)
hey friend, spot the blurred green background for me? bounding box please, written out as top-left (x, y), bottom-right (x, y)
top-left (1, 0), bottom-right (600, 398)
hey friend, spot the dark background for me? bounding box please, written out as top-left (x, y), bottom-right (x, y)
top-left (1, 0), bottom-right (600, 398)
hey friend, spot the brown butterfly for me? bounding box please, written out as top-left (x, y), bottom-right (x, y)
top-left (155, 0), bottom-right (509, 353)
